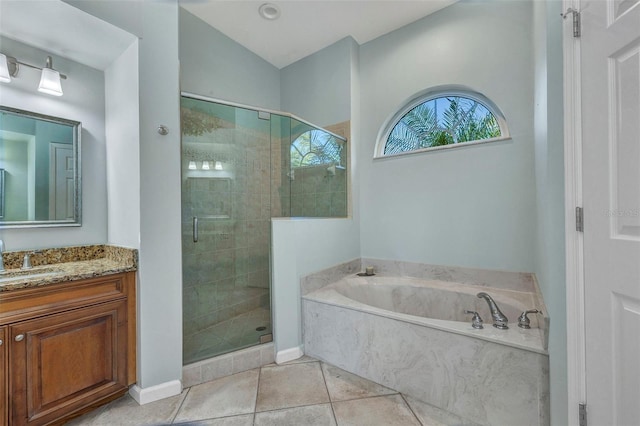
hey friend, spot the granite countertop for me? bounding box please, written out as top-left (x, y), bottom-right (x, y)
top-left (0, 245), bottom-right (138, 292)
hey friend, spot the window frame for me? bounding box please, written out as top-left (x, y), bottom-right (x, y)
top-left (374, 85), bottom-right (511, 159)
top-left (290, 128), bottom-right (346, 169)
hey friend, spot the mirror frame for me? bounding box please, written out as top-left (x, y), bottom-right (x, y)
top-left (0, 106), bottom-right (82, 228)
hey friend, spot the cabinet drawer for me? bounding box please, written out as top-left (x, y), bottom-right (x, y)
top-left (0, 273), bottom-right (132, 324)
top-left (10, 300), bottom-right (128, 426)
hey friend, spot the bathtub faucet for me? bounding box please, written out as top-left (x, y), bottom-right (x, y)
top-left (477, 292), bottom-right (509, 329)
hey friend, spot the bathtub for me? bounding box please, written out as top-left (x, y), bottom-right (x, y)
top-left (302, 262), bottom-right (550, 426)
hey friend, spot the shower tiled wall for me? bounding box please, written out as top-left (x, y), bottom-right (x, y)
top-left (271, 115), bottom-right (291, 218)
top-left (290, 166), bottom-right (347, 217)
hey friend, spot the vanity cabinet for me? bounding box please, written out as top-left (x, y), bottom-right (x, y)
top-left (1, 327), bottom-right (7, 426)
top-left (0, 272), bottom-right (136, 426)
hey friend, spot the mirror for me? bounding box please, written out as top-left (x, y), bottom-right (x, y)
top-left (0, 106), bottom-right (81, 228)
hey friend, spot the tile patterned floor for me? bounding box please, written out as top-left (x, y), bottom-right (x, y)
top-left (68, 356), bottom-right (477, 426)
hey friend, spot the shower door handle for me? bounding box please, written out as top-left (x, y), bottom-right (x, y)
top-left (193, 216), bottom-right (198, 243)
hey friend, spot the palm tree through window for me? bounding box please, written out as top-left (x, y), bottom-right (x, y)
top-left (291, 129), bottom-right (344, 168)
top-left (379, 88), bottom-right (509, 157)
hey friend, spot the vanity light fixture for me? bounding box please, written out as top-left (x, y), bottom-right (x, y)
top-left (0, 53), bottom-right (67, 96)
top-left (188, 161), bottom-right (197, 170)
top-left (38, 56), bottom-right (63, 96)
top-left (214, 161), bottom-right (223, 171)
top-left (0, 54), bottom-right (11, 83)
top-left (201, 161), bottom-right (210, 170)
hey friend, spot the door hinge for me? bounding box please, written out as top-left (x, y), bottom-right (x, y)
top-left (562, 8), bottom-right (581, 37)
top-left (579, 403), bottom-right (587, 426)
top-left (576, 207), bottom-right (584, 232)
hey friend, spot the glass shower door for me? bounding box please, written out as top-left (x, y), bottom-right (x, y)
top-left (181, 97), bottom-right (272, 365)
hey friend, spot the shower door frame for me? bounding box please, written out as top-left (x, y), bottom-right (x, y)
top-left (180, 93), bottom-right (348, 365)
top-left (181, 92), bottom-right (348, 143)
top-left (180, 94), bottom-right (274, 364)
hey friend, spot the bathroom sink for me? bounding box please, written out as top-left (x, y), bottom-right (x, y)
top-left (0, 270), bottom-right (63, 283)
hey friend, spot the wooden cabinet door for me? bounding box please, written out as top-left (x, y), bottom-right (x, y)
top-left (10, 300), bottom-right (128, 426)
top-left (1, 326), bottom-right (7, 426)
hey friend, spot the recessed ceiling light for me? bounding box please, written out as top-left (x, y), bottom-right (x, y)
top-left (259, 3), bottom-right (280, 20)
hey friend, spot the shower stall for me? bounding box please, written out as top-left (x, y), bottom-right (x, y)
top-left (180, 94), bottom-right (347, 364)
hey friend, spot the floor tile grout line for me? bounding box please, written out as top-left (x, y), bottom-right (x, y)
top-left (172, 412), bottom-right (254, 425)
top-left (253, 364), bottom-right (263, 425)
top-left (317, 362), bottom-right (333, 403)
top-left (334, 390), bottom-right (408, 407)
top-left (261, 357), bottom-right (318, 368)
top-left (253, 401), bottom-right (336, 416)
top-left (329, 391), bottom-right (401, 405)
top-left (399, 393), bottom-right (425, 426)
top-left (170, 386), bottom-right (192, 425)
top-left (318, 361), bottom-right (339, 425)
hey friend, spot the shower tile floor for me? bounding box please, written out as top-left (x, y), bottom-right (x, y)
top-left (69, 356), bottom-right (478, 426)
top-left (184, 307), bottom-right (272, 364)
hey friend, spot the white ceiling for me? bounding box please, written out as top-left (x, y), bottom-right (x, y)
top-left (0, 1), bottom-right (456, 71)
top-left (180, 0), bottom-right (458, 69)
top-left (0, 1), bottom-right (136, 71)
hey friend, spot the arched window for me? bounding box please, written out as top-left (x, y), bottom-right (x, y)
top-left (291, 129), bottom-right (344, 168)
top-left (376, 86), bottom-right (510, 157)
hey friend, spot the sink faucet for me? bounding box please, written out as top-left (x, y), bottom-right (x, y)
top-left (21, 251), bottom-right (42, 270)
top-left (477, 292), bottom-right (509, 329)
top-left (0, 239), bottom-right (5, 272)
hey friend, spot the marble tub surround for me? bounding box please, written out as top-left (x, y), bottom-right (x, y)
top-left (306, 276), bottom-right (547, 355)
top-left (303, 299), bottom-right (550, 426)
top-left (362, 257), bottom-right (536, 292)
top-left (300, 258), bottom-right (361, 296)
top-left (361, 258), bottom-right (549, 350)
top-left (0, 244), bottom-right (138, 291)
top-left (302, 260), bottom-right (550, 425)
top-left (301, 256), bottom-right (540, 295)
top-left (303, 258), bottom-right (549, 349)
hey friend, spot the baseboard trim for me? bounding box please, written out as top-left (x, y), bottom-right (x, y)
top-left (129, 379), bottom-right (182, 405)
top-left (275, 346), bottom-right (304, 364)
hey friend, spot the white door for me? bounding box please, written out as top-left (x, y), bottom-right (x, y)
top-left (581, 0), bottom-right (640, 424)
top-left (49, 143), bottom-right (74, 220)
